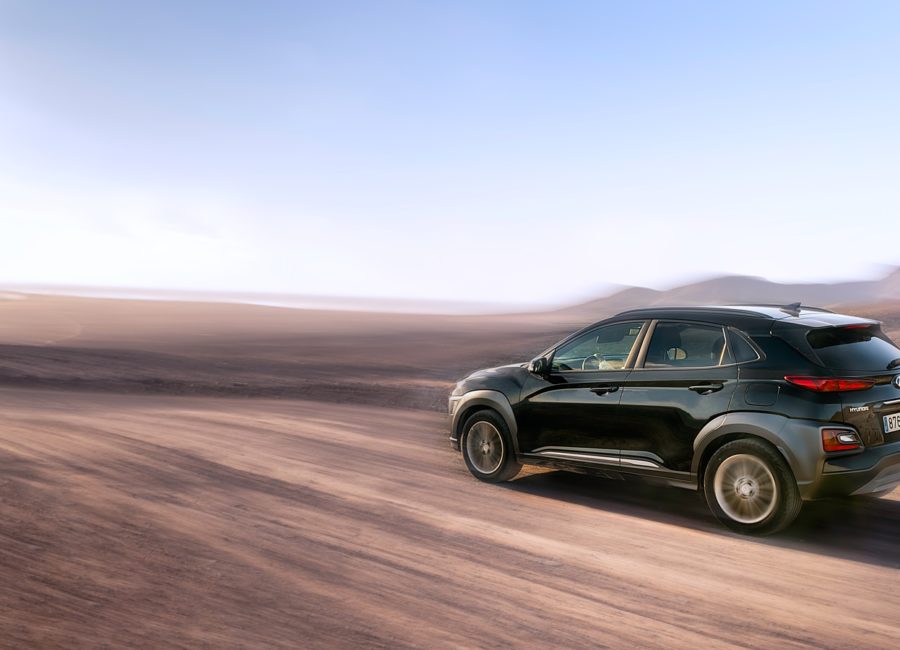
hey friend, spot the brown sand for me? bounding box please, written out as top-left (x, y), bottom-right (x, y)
top-left (0, 294), bottom-right (898, 647)
top-left (1, 390), bottom-right (897, 648)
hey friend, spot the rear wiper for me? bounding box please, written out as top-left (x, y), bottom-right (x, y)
top-left (888, 358), bottom-right (900, 370)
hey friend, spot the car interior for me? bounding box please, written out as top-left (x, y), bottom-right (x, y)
top-left (643, 323), bottom-right (730, 368)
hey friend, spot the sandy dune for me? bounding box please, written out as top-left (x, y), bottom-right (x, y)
top-left (0, 390), bottom-right (897, 648)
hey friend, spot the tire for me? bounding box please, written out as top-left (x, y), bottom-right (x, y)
top-left (460, 409), bottom-right (521, 483)
top-left (703, 438), bottom-right (802, 536)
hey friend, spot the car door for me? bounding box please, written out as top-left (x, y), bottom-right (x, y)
top-left (616, 320), bottom-right (739, 472)
top-left (515, 320), bottom-right (648, 462)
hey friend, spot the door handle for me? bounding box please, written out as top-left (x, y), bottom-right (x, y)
top-left (689, 384), bottom-right (724, 395)
top-left (590, 385), bottom-right (619, 396)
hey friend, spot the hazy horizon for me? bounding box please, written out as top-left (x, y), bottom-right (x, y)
top-left (3, 263), bottom-right (897, 314)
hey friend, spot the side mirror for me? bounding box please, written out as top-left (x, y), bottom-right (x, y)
top-left (528, 357), bottom-right (549, 377)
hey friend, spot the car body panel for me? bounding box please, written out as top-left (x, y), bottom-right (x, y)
top-left (618, 365), bottom-right (738, 471)
top-left (514, 369), bottom-right (630, 453)
top-left (837, 373), bottom-right (900, 446)
top-left (813, 439), bottom-right (900, 497)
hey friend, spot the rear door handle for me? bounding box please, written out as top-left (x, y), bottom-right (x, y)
top-left (689, 384), bottom-right (724, 395)
top-left (590, 385), bottom-right (619, 396)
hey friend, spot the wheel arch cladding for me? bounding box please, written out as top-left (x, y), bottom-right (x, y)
top-left (452, 390), bottom-right (519, 454)
top-left (692, 412), bottom-right (823, 489)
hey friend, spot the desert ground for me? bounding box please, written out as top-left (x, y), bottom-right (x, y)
top-left (1, 293), bottom-right (899, 648)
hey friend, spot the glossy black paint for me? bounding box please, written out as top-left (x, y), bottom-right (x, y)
top-left (515, 368), bottom-right (628, 452)
top-left (450, 305), bottom-right (900, 494)
top-left (617, 364), bottom-right (737, 471)
top-left (451, 363), bottom-right (527, 405)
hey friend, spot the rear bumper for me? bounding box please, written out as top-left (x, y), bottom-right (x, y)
top-left (809, 440), bottom-right (900, 498)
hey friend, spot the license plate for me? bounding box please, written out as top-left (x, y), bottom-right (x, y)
top-left (885, 413), bottom-right (900, 434)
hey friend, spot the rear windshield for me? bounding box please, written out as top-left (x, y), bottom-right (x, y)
top-left (807, 325), bottom-right (900, 371)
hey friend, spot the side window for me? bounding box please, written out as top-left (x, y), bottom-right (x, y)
top-left (644, 322), bottom-right (732, 369)
top-left (728, 329), bottom-right (761, 363)
top-left (551, 321), bottom-right (644, 372)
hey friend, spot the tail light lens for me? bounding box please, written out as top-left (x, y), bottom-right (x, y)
top-left (784, 376), bottom-right (874, 392)
top-left (822, 428), bottom-right (863, 452)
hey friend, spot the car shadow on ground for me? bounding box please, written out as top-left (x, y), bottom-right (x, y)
top-left (503, 470), bottom-right (900, 569)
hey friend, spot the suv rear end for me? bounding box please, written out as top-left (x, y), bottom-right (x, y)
top-left (770, 314), bottom-right (900, 497)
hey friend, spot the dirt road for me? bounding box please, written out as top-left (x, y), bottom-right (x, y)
top-left (1, 389), bottom-right (897, 648)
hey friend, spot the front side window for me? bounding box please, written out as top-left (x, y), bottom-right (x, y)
top-left (644, 322), bottom-right (732, 368)
top-left (551, 321), bottom-right (644, 372)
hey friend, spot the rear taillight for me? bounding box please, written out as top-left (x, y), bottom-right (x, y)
top-left (822, 428), bottom-right (863, 452)
top-left (784, 376), bottom-right (874, 392)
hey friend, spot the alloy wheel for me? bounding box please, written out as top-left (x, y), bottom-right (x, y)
top-left (713, 453), bottom-right (778, 524)
top-left (465, 421), bottom-right (504, 474)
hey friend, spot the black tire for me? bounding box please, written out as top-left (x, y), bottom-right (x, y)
top-left (460, 409), bottom-right (521, 483)
top-left (703, 438), bottom-right (802, 536)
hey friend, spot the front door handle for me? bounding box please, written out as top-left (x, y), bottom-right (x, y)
top-left (689, 383), bottom-right (724, 395)
top-left (590, 385), bottom-right (619, 396)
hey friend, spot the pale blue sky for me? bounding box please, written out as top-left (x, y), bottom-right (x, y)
top-left (2, 1), bottom-right (899, 305)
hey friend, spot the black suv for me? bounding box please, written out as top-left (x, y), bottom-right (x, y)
top-left (449, 305), bottom-right (900, 535)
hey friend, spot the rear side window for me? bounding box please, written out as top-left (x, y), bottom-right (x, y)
top-left (728, 330), bottom-right (761, 363)
top-left (644, 322), bottom-right (733, 368)
top-left (807, 325), bottom-right (900, 371)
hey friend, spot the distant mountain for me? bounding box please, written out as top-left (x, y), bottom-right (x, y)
top-left (558, 267), bottom-right (900, 319)
top-left (877, 268), bottom-right (900, 298)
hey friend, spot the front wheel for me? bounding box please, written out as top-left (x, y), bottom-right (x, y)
top-left (703, 439), bottom-right (802, 535)
top-left (461, 410), bottom-right (521, 483)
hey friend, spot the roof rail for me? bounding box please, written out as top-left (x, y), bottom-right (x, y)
top-left (614, 305), bottom-right (771, 319)
top-left (729, 303), bottom-right (834, 314)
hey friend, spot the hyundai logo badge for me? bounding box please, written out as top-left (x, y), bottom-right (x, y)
top-left (895, 375), bottom-right (900, 389)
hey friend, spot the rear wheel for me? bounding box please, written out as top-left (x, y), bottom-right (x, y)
top-left (461, 410), bottom-right (521, 483)
top-left (703, 438), bottom-right (802, 535)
